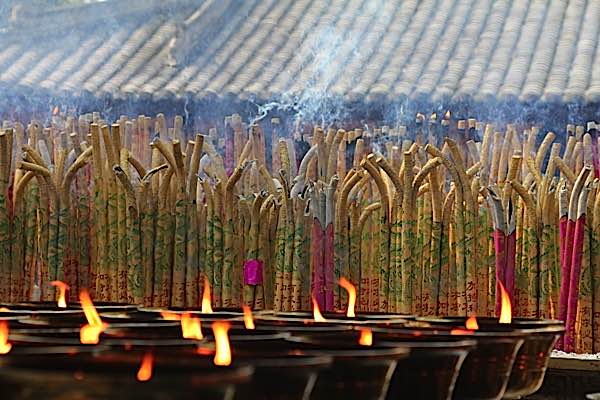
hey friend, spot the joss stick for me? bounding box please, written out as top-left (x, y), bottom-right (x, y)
top-left (593, 183), bottom-right (600, 352)
top-left (171, 140), bottom-right (188, 307)
top-left (0, 132), bottom-right (10, 300)
top-left (138, 166), bottom-right (162, 306)
top-left (576, 180), bottom-right (595, 352)
top-left (348, 200), bottom-right (361, 308)
top-left (113, 127), bottom-right (128, 303)
top-left (212, 182), bottom-right (224, 308)
top-left (447, 138), bottom-right (477, 315)
top-left (419, 187), bottom-right (433, 314)
top-left (558, 167), bottom-right (591, 347)
top-left (363, 157), bottom-right (391, 312)
top-left (11, 171), bottom-right (33, 301)
top-left (334, 169), bottom-right (361, 309)
top-left (290, 193), bottom-right (307, 311)
top-left (275, 189), bottom-right (289, 312)
top-left (185, 135), bottom-right (203, 307)
top-left (23, 172), bottom-right (38, 301)
top-left (159, 168), bottom-right (175, 306)
top-left (113, 164), bottom-right (142, 304)
top-left (376, 156), bottom-right (402, 312)
top-left (565, 183), bottom-right (591, 352)
top-left (323, 178), bottom-right (336, 311)
top-left (428, 167), bottom-right (443, 315)
top-left (100, 125), bottom-right (119, 301)
top-left (201, 179), bottom-right (215, 305)
top-left (257, 196), bottom-right (274, 309)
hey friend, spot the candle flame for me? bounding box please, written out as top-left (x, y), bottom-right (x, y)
top-left (312, 297), bottom-right (327, 322)
top-left (212, 322), bottom-right (232, 366)
top-left (242, 305), bottom-right (255, 329)
top-left (499, 281), bottom-right (512, 324)
top-left (181, 313), bottom-right (203, 340)
top-left (79, 289), bottom-right (107, 344)
top-left (0, 321), bottom-right (12, 354)
top-left (160, 311), bottom-right (182, 321)
top-left (202, 277), bottom-right (213, 313)
top-left (466, 315), bottom-right (479, 330)
top-left (136, 352), bottom-right (154, 382)
top-left (358, 328), bottom-right (373, 346)
top-left (339, 277), bottom-right (356, 318)
top-left (0, 307), bottom-right (9, 312)
top-left (50, 280), bottom-right (69, 308)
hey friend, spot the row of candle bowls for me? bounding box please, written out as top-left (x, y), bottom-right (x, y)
top-left (0, 301), bottom-right (563, 400)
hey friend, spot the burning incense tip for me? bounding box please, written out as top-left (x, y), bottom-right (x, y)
top-left (498, 282), bottom-right (512, 324)
top-left (50, 280), bottom-right (69, 308)
top-left (338, 277), bottom-right (356, 318)
top-left (358, 328), bottom-right (373, 346)
top-left (181, 313), bottom-right (203, 340)
top-left (79, 289), bottom-right (107, 344)
top-left (466, 315), bottom-right (479, 330)
top-left (212, 322), bottom-right (232, 366)
top-left (0, 321), bottom-right (12, 354)
top-left (312, 296), bottom-right (327, 322)
top-left (136, 352), bottom-right (154, 382)
top-left (242, 305), bottom-right (255, 330)
top-left (202, 277), bottom-right (213, 314)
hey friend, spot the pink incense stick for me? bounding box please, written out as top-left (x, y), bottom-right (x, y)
top-left (564, 185), bottom-right (591, 352)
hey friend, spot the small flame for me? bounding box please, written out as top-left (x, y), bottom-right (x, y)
top-left (202, 277), bottom-right (213, 313)
top-left (136, 352), bottom-right (154, 382)
top-left (212, 322), bottom-right (232, 366)
top-left (181, 313), bottom-right (203, 340)
top-left (79, 289), bottom-right (107, 344)
top-left (312, 297), bottom-right (327, 322)
top-left (499, 281), bottom-right (512, 324)
top-left (358, 328), bottom-right (373, 346)
top-left (339, 277), bottom-right (356, 318)
top-left (160, 311), bottom-right (182, 321)
top-left (0, 321), bottom-right (12, 354)
top-left (466, 315), bottom-right (479, 330)
top-left (242, 305), bottom-right (255, 329)
top-left (50, 280), bottom-right (69, 308)
top-left (0, 307), bottom-right (9, 312)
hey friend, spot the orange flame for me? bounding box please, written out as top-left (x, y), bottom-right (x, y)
top-left (160, 311), bottom-right (182, 321)
top-left (312, 297), bottom-right (327, 322)
top-left (79, 289), bottom-right (107, 344)
top-left (339, 277), bottom-right (356, 318)
top-left (499, 281), bottom-right (512, 324)
top-left (202, 277), bottom-right (213, 313)
top-left (136, 352), bottom-right (154, 382)
top-left (466, 315), bottom-right (479, 330)
top-left (50, 280), bottom-right (69, 308)
top-left (0, 321), bottom-right (12, 354)
top-left (181, 313), bottom-right (203, 340)
top-left (358, 328), bottom-right (373, 346)
top-left (212, 322), bottom-right (232, 366)
top-left (0, 307), bottom-right (9, 312)
top-left (242, 305), bottom-right (255, 330)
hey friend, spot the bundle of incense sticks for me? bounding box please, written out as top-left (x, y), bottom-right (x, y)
top-left (3, 112), bottom-right (600, 352)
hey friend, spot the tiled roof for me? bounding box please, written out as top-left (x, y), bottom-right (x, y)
top-left (1, 0), bottom-right (600, 105)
